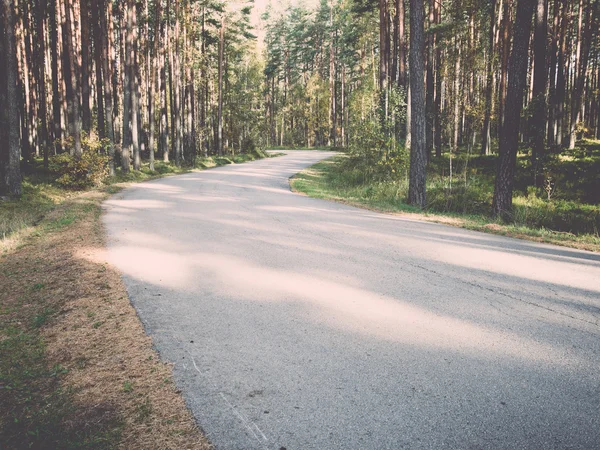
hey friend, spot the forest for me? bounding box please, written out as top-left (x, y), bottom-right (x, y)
top-left (0, 0), bottom-right (599, 233)
top-left (1, 0), bottom-right (600, 447)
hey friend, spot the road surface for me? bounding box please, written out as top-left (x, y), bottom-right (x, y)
top-left (103, 151), bottom-right (600, 449)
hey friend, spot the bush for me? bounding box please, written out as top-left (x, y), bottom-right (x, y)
top-left (49, 137), bottom-right (110, 189)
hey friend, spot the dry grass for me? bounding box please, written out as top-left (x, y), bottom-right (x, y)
top-left (0, 189), bottom-right (210, 449)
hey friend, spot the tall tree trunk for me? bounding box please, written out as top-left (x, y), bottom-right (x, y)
top-left (531, 0), bottom-right (548, 181)
top-left (546, 0), bottom-right (559, 145)
top-left (555, 0), bottom-right (568, 145)
top-left (121, 0), bottom-right (134, 172)
top-left (453, 40), bottom-right (461, 186)
top-left (148, 0), bottom-right (161, 171)
top-left (568, 0), bottom-right (595, 149)
top-left (433, 0), bottom-right (442, 157)
top-left (49, 0), bottom-right (62, 153)
top-left (34, 0), bottom-right (49, 167)
top-left (80, 0), bottom-right (91, 132)
top-left (498, 0), bottom-right (512, 135)
top-left (131, 0), bottom-right (140, 170)
top-left (61, 0), bottom-right (82, 156)
top-left (397, 0), bottom-right (406, 88)
top-left (174, 0), bottom-right (182, 163)
top-left (379, 0), bottom-right (389, 126)
top-left (329, 1), bottom-right (336, 147)
top-left (408, 0), bottom-right (426, 208)
top-left (492, 0), bottom-right (535, 217)
top-left (481, 0), bottom-right (497, 155)
top-left (216, 15), bottom-right (224, 156)
top-left (96, 0), bottom-right (115, 174)
top-left (91, 0), bottom-right (105, 138)
top-left (425, 0), bottom-right (435, 159)
top-left (1, 0), bottom-right (22, 196)
top-left (160, 38), bottom-right (169, 161)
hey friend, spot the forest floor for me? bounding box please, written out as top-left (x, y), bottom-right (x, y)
top-left (290, 145), bottom-right (600, 253)
top-left (0, 153), bottom-right (268, 448)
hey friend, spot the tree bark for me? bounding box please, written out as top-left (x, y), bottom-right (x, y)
top-left (492, 0), bottom-right (536, 218)
top-left (531, 0), bottom-right (548, 180)
top-left (61, 0), bottom-right (82, 156)
top-left (1, 0), bottom-right (22, 196)
top-left (408, 0), bottom-right (426, 208)
top-left (131, 0), bottom-right (140, 170)
top-left (481, 0), bottom-right (497, 155)
top-left (34, 0), bottom-right (49, 167)
top-left (148, 0), bottom-right (161, 171)
top-left (80, 0), bottom-right (92, 132)
top-left (216, 15), bottom-right (224, 156)
top-left (49, 0), bottom-right (62, 153)
top-left (121, 0), bottom-right (134, 172)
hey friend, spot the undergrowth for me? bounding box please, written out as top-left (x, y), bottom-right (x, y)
top-left (291, 140), bottom-right (600, 251)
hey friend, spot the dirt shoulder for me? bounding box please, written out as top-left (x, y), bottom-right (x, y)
top-left (1, 187), bottom-right (210, 448)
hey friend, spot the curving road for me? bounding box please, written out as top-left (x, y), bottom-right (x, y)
top-left (104, 151), bottom-right (600, 450)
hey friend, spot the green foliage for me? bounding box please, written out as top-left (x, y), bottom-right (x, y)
top-left (50, 137), bottom-right (110, 189)
top-left (294, 155), bottom-right (600, 242)
top-left (345, 81), bottom-right (408, 181)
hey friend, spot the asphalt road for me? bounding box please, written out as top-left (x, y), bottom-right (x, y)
top-left (103, 151), bottom-right (600, 450)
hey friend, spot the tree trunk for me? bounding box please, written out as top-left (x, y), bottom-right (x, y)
top-left (216, 15), bottom-right (224, 156)
top-left (498, 0), bottom-right (512, 135)
top-left (555, 0), bottom-right (568, 145)
top-left (329, 2), bottom-right (336, 147)
top-left (34, 0), bottom-right (49, 167)
top-left (408, 0), bottom-right (426, 208)
top-left (1, 0), bottom-right (22, 196)
top-left (492, 0), bottom-right (535, 218)
top-left (96, 0), bottom-right (115, 174)
top-left (531, 0), bottom-right (548, 181)
top-left (396, 0), bottom-right (406, 88)
top-left (80, 0), bottom-right (91, 132)
top-left (49, 0), bottom-right (62, 153)
top-left (481, 0), bottom-right (497, 155)
top-left (148, 0), bottom-right (161, 171)
top-left (121, 0), bottom-right (134, 172)
top-left (160, 39), bottom-right (169, 161)
top-left (174, 0), bottom-right (182, 163)
top-left (568, 0), bottom-right (595, 149)
top-left (61, 0), bottom-right (82, 156)
top-left (131, 0), bottom-right (140, 170)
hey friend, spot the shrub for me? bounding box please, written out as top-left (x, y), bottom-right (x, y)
top-left (49, 137), bottom-right (110, 189)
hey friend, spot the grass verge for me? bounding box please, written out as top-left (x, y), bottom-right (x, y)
top-left (290, 157), bottom-right (600, 253)
top-left (0, 152), bottom-right (270, 448)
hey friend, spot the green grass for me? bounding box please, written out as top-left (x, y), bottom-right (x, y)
top-left (291, 148), bottom-right (600, 252)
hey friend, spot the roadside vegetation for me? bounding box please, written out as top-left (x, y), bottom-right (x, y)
top-left (291, 139), bottom-right (600, 253)
top-left (0, 149), bottom-right (268, 447)
top-left (1, 145), bottom-right (269, 254)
